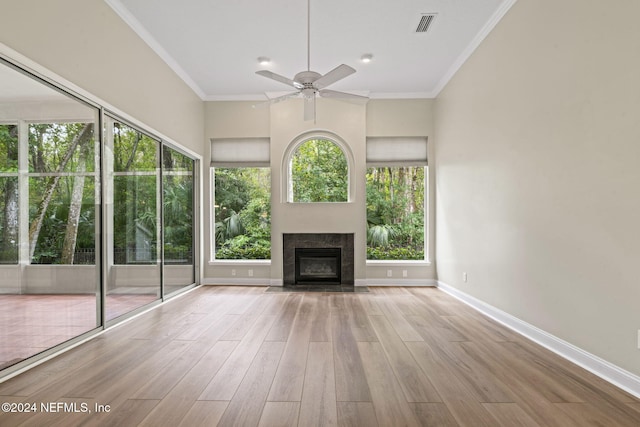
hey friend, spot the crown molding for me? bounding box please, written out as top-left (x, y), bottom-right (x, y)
top-left (104, 0), bottom-right (208, 100)
top-left (431, 0), bottom-right (519, 97)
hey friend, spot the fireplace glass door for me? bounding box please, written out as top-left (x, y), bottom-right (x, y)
top-left (295, 248), bottom-right (341, 284)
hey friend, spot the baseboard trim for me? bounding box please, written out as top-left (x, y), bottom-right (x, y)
top-left (204, 278), bottom-right (437, 287)
top-left (203, 278), bottom-right (270, 286)
top-left (364, 278), bottom-right (437, 287)
top-left (436, 281), bottom-right (640, 399)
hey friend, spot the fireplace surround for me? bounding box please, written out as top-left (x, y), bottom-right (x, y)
top-left (283, 233), bottom-right (354, 286)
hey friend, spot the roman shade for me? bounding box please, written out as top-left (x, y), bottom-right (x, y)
top-left (210, 137), bottom-right (270, 167)
top-left (366, 136), bottom-right (428, 166)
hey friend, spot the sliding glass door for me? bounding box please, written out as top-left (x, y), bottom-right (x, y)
top-left (162, 146), bottom-right (195, 295)
top-left (104, 117), bottom-right (161, 321)
top-left (0, 62), bottom-right (101, 371)
top-left (0, 57), bottom-right (199, 375)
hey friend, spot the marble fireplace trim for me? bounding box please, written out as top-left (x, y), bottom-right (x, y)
top-left (283, 233), bottom-right (354, 285)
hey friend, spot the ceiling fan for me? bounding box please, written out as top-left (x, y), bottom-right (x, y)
top-left (255, 0), bottom-right (368, 121)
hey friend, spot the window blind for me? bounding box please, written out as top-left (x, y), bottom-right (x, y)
top-left (210, 137), bottom-right (270, 167)
top-left (366, 136), bottom-right (428, 166)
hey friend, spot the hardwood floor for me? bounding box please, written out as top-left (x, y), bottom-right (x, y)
top-left (0, 294), bottom-right (159, 370)
top-left (0, 285), bottom-right (638, 426)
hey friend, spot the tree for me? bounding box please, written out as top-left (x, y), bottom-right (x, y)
top-left (28, 123), bottom-right (93, 260)
top-left (111, 122), bottom-right (158, 264)
top-left (214, 167), bottom-right (271, 259)
top-left (291, 139), bottom-right (348, 202)
top-left (0, 124), bottom-right (19, 262)
top-left (366, 166), bottom-right (425, 260)
top-left (61, 137), bottom-right (91, 264)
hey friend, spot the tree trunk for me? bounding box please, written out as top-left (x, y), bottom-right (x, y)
top-left (123, 131), bottom-right (141, 171)
top-left (29, 123), bottom-right (93, 260)
top-left (387, 167), bottom-right (395, 217)
top-left (2, 179), bottom-right (19, 258)
top-left (409, 167), bottom-right (418, 214)
top-left (60, 140), bottom-right (90, 264)
top-left (30, 125), bottom-right (48, 173)
top-left (398, 167), bottom-right (407, 219)
top-left (1, 125), bottom-right (19, 259)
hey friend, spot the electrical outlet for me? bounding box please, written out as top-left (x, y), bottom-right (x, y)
top-left (231, 269), bottom-right (236, 276)
top-left (463, 272), bottom-right (468, 283)
top-left (387, 269), bottom-right (392, 277)
top-left (402, 270), bottom-right (408, 278)
top-left (248, 269), bottom-right (253, 277)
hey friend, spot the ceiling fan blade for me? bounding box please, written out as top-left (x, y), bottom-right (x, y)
top-left (256, 70), bottom-right (303, 89)
top-left (304, 95), bottom-right (315, 122)
top-left (319, 89), bottom-right (369, 100)
top-left (314, 64), bottom-right (356, 89)
top-left (252, 91), bottom-right (299, 109)
top-left (269, 91), bottom-right (301, 103)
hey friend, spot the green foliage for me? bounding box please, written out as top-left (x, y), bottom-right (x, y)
top-left (366, 166), bottom-right (426, 260)
top-left (26, 123), bottom-right (97, 263)
top-left (367, 224), bottom-right (397, 247)
top-left (366, 246), bottom-right (424, 261)
top-left (215, 210), bottom-right (244, 242)
top-left (29, 175), bottom-right (96, 264)
top-left (0, 125), bottom-right (19, 261)
top-left (111, 123), bottom-right (162, 264)
top-left (163, 165), bottom-right (194, 262)
top-left (214, 168), bottom-right (271, 260)
top-left (2, 117), bottom-right (196, 266)
top-left (216, 234), bottom-right (271, 260)
top-left (28, 123), bottom-right (95, 173)
top-left (113, 123), bottom-right (157, 172)
top-left (291, 139), bottom-right (348, 202)
top-left (0, 124), bottom-right (19, 172)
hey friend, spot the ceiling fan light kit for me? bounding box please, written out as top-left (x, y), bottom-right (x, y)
top-left (255, 0), bottom-right (368, 121)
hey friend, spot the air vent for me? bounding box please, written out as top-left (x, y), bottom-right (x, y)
top-left (416, 14), bottom-right (436, 33)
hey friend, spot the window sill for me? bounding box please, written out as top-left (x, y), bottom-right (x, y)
top-left (284, 201), bottom-right (354, 205)
top-left (366, 260), bottom-right (432, 267)
top-left (208, 259), bottom-right (271, 266)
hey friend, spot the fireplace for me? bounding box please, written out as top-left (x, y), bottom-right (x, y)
top-left (295, 248), bottom-right (341, 284)
top-left (283, 233), bottom-right (354, 286)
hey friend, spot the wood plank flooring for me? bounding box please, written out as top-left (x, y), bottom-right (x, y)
top-left (0, 285), bottom-right (639, 426)
top-left (0, 294), bottom-right (159, 370)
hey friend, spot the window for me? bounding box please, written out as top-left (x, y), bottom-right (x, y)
top-left (366, 166), bottom-right (426, 260)
top-left (210, 137), bottom-right (271, 261)
top-left (213, 167), bottom-right (271, 260)
top-left (366, 137), bottom-right (428, 261)
top-left (289, 138), bottom-right (349, 203)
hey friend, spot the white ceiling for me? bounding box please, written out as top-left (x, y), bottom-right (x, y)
top-left (107, 0), bottom-right (515, 101)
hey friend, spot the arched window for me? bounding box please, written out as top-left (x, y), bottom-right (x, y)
top-left (284, 134), bottom-right (353, 203)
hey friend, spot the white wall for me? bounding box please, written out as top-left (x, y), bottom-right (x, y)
top-left (435, 0), bottom-right (640, 376)
top-left (204, 98), bottom-right (436, 285)
top-left (0, 0), bottom-right (204, 154)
